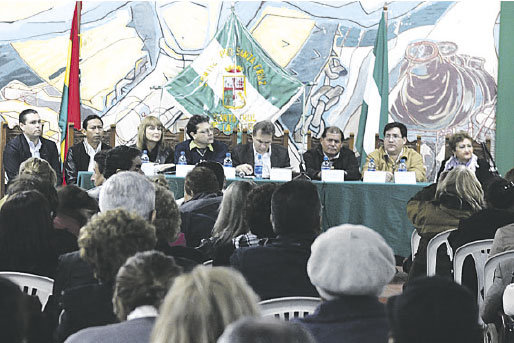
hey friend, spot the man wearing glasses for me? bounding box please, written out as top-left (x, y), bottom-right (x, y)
top-left (361, 122), bottom-right (426, 182)
top-left (174, 115), bottom-right (228, 165)
top-left (232, 120), bottom-right (290, 178)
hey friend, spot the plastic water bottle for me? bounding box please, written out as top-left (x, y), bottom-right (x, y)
top-left (321, 156), bottom-right (331, 171)
top-left (254, 154), bottom-right (263, 179)
top-left (368, 158), bottom-right (376, 171)
top-left (223, 153), bottom-right (233, 167)
top-left (398, 158), bottom-right (407, 172)
top-left (177, 151), bottom-right (187, 165)
top-left (141, 150), bottom-right (150, 163)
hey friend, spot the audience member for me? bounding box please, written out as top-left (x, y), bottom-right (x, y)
top-left (103, 145), bottom-right (143, 180)
top-left (65, 115), bottom-right (111, 184)
top-left (505, 167), bottom-right (514, 183)
top-left (362, 122), bottom-right (426, 182)
top-left (87, 149), bottom-right (109, 200)
top-left (303, 126), bottom-right (360, 180)
top-left (387, 276), bottom-right (481, 343)
top-left (197, 181), bottom-right (257, 264)
top-left (297, 224), bottom-right (395, 343)
top-left (174, 115), bottom-right (228, 164)
top-left (407, 166), bottom-right (484, 279)
top-left (64, 251), bottom-right (182, 343)
top-left (0, 190), bottom-right (70, 278)
top-left (437, 132), bottom-right (495, 188)
top-left (230, 180), bottom-right (321, 300)
top-left (482, 259), bottom-right (514, 325)
top-left (56, 209), bottom-right (157, 342)
top-left (135, 116), bottom-right (174, 164)
top-left (5, 174), bottom-right (58, 217)
top-left (3, 109), bottom-right (61, 183)
top-left (233, 183), bottom-right (278, 248)
top-left (151, 266), bottom-right (260, 343)
top-left (196, 160), bottom-right (226, 191)
top-left (232, 120), bottom-right (290, 178)
top-left (180, 166), bottom-right (223, 247)
top-left (54, 185), bottom-right (99, 237)
top-left (218, 318), bottom-right (316, 343)
top-left (19, 157), bottom-right (58, 187)
top-left (488, 181), bottom-right (514, 256)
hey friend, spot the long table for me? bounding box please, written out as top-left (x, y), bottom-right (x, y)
top-left (78, 171), bottom-right (428, 257)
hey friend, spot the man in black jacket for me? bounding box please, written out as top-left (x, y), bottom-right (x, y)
top-left (232, 120), bottom-right (290, 178)
top-left (3, 109), bottom-right (61, 183)
top-left (65, 114), bottom-right (111, 184)
top-left (303, 126), bottom-right (360, 180)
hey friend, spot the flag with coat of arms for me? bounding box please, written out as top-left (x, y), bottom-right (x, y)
top-left (165, 11), bottom-right (303, 134)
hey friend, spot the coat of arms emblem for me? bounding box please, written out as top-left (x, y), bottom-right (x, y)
top-left (223, 65), bottom-right (246, 109)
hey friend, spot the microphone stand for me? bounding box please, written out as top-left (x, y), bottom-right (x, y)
top-left (294, 82), bottom-right (312, 181)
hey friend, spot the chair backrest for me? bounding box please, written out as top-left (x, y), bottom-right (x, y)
top-left (162, 127), bottom-right (185, 149)
top-left (242, 128), bottom-right (290, 149)
top-left (375, 133), bottom-right (421, 154)
top-left (484, 250), bottom-right (514, 297)
top-left (67, 122), bottom-right (116, 147)
top-left (426, 229), bottom-right (457, 277)
top-left (259, 296), bottom-right (321, 320)
top-left (202, 259), bottom-right (213, 267)
top-left (306, 131), bottom-right (354, 151)
top-left (0, 271), bottom-right (54, 308)
top-left (453, 239), bottom-right (493, 312)
top-left (411, 230), bottom-right (421, 257)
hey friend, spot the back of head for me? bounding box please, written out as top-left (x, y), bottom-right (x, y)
top-left (308, 224), bottom-right (396, 299)
top-left (151, 266), bottom-right (260, 343)
top-left (196, 161), bottom-right (225, 191)
top-left (78, 208), bottom-right (157, 284)
top-left (99, 171), bottom-right (155, 220)
top-left (94, 149), bottom-right (109, 176)
top-left (505, 167), bottom-right (514, 183)
top-left (485, 177), bottom-right (514, 210)
top-left (186, 114), bottom-right (209, 138)
top-left (7, 174), bottom-right (58, 217)
top-left (153, 184), bottom-right (181, 244)
top-left (19, 157), bottom-right (57, 186)
top-left (218, 317), bottom-right (316, 343)
top-left (184, 166), bottom-right (219, 197)
top-left (387, 276), bottom-right (481, 343)
top-left (113, 250), bottom-right (182, 321)
top-left (103, 145), bottom-right (141, 179)
top-left (436, 165), bottom-right (484, 212)
top-left (244, 183), bottom-right (278, 239)
top-left (271, 180), bottom-right (321, 236)
top-left (57, 185), bottom-right (99, 227)
top-left (0, 277), bottom-right (25, 343)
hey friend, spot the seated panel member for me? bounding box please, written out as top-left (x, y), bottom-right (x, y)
top-left (174, 115), bottom-right (228, 165)
top-left (3, 109), bottom-right (61, 184)
top-left (134, 116), bottom-right (174, 164)
top-left (232, 120), bottom-right (290, 178)
top-left (65, 115), bottom-right (111, 184)
top-left (362, 122), bottom-right (426, 182)
top-left (303, 126), bottom-right (360, 180)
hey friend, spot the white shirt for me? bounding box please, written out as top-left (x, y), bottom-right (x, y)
top-left (83, 140), bottom-right (102, 172)
top-left (24, 134), bottom-right (41, 158)
top-left (254, 147), bottom-right (272, 178)
top-left (126, 305), bottom-right (158, 320)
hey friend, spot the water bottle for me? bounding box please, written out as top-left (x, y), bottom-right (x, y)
top-left (223, 152), bottom-right (233, 167)
top-left (321, 156), bottom-right (331, 171)
top-left (398, 158), bottom-right (407, 172)
top-left (254, 154), bottom-right (263, 179)
top-left (368, 158), bottom-right (376, 171)
top-left (177, 151), bottom-right (187, 165)
top-left (141, 150), bottom-right (150, 163)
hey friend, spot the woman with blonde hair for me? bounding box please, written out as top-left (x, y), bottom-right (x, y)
top-left (151, 266), bottom-right (260, 343)
top-left (407, 166), bottom-right (484, 279)
top-left (135, 116), bottom-right (174, 164)
top-left (197, 180), bottom-right (257, 263)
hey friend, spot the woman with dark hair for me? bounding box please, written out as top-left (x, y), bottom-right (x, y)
top-left (135, 116), bottom-right (174, 164)
top-left (54, 185), bottom-right (99, 237)
top-left (0, 190), bottom-right (58, 278)
top-left (437, 132), bottom-right (495, 187)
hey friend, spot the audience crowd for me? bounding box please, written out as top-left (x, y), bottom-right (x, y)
top-left (1, 112), bottom-right (513, 343)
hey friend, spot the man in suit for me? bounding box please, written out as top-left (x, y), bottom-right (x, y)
top-left (303, 126), bottom-right (361, 180)
top-left (174, 115), bottom-right (228, 165)
top-left (232, 120), bottom-right (290, 178)
top-left (3, 108), bottom-right (61, 183)
top-left (65, 114), bottom-right (111, 184)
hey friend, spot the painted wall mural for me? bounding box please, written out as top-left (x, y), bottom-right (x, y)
top-left (0, 1), bottom-right (499, 180)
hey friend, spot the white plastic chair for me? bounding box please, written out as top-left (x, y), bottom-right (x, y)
top-left (484, 250), bottom-right (514, 298)
top-left (259, 297), bottom-right (321, 320)
top-left (411, 230), bottom-right (421, 257)
top-left (0, 271), bottom-right (54, 307)
top-left (426, 229), bottom-right (457, 276)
